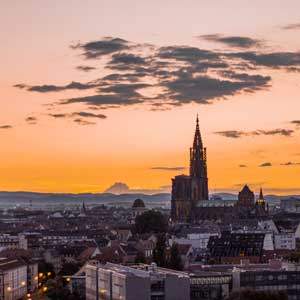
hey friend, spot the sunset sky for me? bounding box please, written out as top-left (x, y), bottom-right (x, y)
top-left (1, 0), bottom-right (300, 194)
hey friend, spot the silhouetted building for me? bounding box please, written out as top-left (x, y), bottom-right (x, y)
top-left (236, 185), bottom-right (255, 209)
top-left (255, 188), bottom-right (269, 217)
top-left (171, 116), bottom-right (208, 222)
top-left (171, 117), bottom-right (268, 223)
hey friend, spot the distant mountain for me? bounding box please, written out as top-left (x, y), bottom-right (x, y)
top-left (0, 191), bottom-right (171, 209)
top-left (0, 191), bottom-right (298, 209)
top-left (104, 182), bottom-right (170, 194)
top-left (104, 182), bottom-right (130, 194)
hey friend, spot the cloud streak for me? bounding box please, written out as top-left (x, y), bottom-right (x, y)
top-left (71, 37), bottom-right (130, 59)
top-left (25, 116), bottom-right (37, 124)
top-left (280, 161), bottom-right (300, 166)
top-left (201, 34), bottom-right (262, 48)
top-left (14, 81), bottom-right (98, 93)
top-left (49, 111), bottom-right (107, 120)
top-left (76, 65), bottom-right (96, 72)
top-left (259, 162), bottom-right (272, 167)
top-left (151, 166), bottom-right (186, 171)
top-left (0, 125), bottom-right (12, 129)
top-left (215, 128), bottom-right (294, 138)
top-left (281, 23), bottom-right (300, 30)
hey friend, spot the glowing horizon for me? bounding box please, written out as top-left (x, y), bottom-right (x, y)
top-left (1, 1), bottom-right (300, 194)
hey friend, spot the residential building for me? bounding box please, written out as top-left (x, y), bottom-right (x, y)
top-left (0, 258), bottom-right (27, 300)
top-left (85, 262), bottom-right (190, 300)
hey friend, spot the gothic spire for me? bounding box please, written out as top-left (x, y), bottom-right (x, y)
top-left (259, 187), bottom-right (264, 200)
top-left (193, 114), bottom-right (203, 150)
top-left (190, 115), bottom-right (207, 178)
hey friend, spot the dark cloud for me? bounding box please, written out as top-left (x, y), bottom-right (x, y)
top-left (280, 161), bottom-right (300, 166)
top-left (151, 166), bottom-right (186, 171)
top-left (76, 65), bottom-right (96, 72)
top-left (201, 34), bottom-right (262, 48)
top-left (291, 120), bottom-right (300, 127)
top-left (257, 129), bottom-right (294, 136)
top-left (62, 94), bottom-right (141, 107)
top-left (228, 51), bottom-right (300, 68)
top-left (259, 162), bottom-right (272, 167)
top-left (17, 36), bottom-right (300, 114)
top-left (49, 112), bottom-right (107, 120)
top-left (281, 23), bottom-right (300, 30)
top-left (73, 118), bottom-right (96, 126)
top-left (49, 113), bottom-right (68, 118)
top-left (14, 81), bottom-right (98, 93)
top-left (0, 125), bottom-right (12, 129)
top-left (158, 46), bottom-right (219, 62)
top-left (162, 70), bottom-right (270, 105)
top-left (61, 83), bottom-right (149, 108)
top-left (107, 53), bottom-right (147, 70)
top-left (71, 37), bottom-right (130, 59)
top-left (239, 164), bottom-right (247, 168)
top-left (72, 112), bottom-right (106, 119)
top-left (103, 73), bottom-right (147, 82)
top-left (215, 128), bottom-right (293, 138)
top-left (25, 116), bottom-right (37, 124)
top-left (215, 130), bottom-right (244, 138)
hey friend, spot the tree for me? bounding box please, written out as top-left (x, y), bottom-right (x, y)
top-left (153, 233), bottom-right (167, 267)
top-left (135, 210), bottom-right (168, 234)
top-left (38, 261), bottom-right (55, 285)
top-left (59, 262), bottom-right (81, 276)
top-left (168, 243), bottom-right (183, 270)
top-left (46, 278), bottom-right (71, 300)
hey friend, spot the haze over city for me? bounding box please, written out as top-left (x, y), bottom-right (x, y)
top-left (1, 1), bottom-right (300, 194)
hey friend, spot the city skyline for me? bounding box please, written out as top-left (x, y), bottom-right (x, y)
top-left (1, 1), bottom-right (300, 194)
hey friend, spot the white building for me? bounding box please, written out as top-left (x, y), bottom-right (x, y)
top-left (85, 262), bottom-right (190, 300)
top-left (0, 258), bottom-right (28, 300)
top-left (171, 232), bottom-right (220, 250)
top-left (274, 233), bottom-right (296, 250)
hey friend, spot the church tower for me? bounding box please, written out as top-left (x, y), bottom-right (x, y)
top-left (171, 116), bottom-right (209, 223)
top-left (190, 115), bottom-right (209, 203)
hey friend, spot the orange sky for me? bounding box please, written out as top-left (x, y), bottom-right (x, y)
top-left (0, 1), bottom-right (300, 194)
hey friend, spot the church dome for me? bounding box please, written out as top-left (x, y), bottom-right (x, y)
top-left (132, 198), bottom-right (145, 209)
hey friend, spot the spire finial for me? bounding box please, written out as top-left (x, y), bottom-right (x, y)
top-left (259, 187), bottom-right (264, 200)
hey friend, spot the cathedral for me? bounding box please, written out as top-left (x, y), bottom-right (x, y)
top-left (171, 116), bottom-right (268, 223)
top-left (171, 116), bottom-right (209, 222)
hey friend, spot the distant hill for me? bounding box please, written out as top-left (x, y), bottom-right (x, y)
top-left (0, 191), bottom-right (171, 209)
top-left (0, 191), bottom-right (298, 209)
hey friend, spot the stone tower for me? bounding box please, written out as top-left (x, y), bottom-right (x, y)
top-left (171, 116), bottom-right (209, 222)
top-left (190, 115), bottom-right (209, 204)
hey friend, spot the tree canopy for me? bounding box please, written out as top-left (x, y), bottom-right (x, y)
top-left (135, 210), bottom-right (168, 234)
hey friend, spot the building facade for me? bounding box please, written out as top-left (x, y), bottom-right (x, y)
top-left (85, 262), bottom-right (190, 300)
top-left (0, 259), bottom-right (28, 300)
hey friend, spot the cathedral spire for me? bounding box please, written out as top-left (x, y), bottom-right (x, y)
top-left (256, 187), bottom-right (265, 207)
top-left (190, 115), bottom-right (207, 179)
top-left (193, 114), bottom-right (203, 149)
top-left (259, 187), bottom-right (264, 200)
